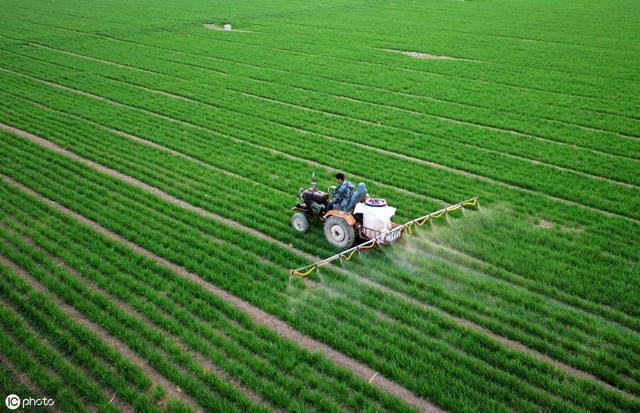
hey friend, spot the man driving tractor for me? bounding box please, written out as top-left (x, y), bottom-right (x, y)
top-left (328, 172), bottom-right (367, 212)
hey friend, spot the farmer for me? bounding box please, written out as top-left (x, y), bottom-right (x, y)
top-left (328, 172), bottom-right (354, 211)
top-left (328, 172), bottom-right (367, 212)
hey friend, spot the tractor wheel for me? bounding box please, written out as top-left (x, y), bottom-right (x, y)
top-left (324, 216), bottom-right (356, 249)
top-left (291, 213), bottom-right (310, 233)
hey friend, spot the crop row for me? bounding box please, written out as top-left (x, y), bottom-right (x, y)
top-left (95, 15), bottom-right (640, 118)
top-left (1, 70), bottom-right (640, 380)
top-left (187, 32), bottom-right (640, 140)
top-left (0, 230), bottom-right (266, 413)
top-left (0, 181), bottom-right (419, 413)
top-left (15, 6), bottom-right (637, 117)
top-left (3, 43), bottom-right (639, 225)
top-left (2, 58), bottom-right (639, 325)
top-left (0, 59), bottom-right (638, 323)
top-left (4, 26), bottom-right (640, 166)
top-left (1, 126), bottom-right (638, 412)
top-left (1, 88), bottom-right (639, 397)
top-left (4, 47), bottom-right (639, 229)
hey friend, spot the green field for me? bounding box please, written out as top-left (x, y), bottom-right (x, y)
top-left (0, 0), bottom-right (639, 411)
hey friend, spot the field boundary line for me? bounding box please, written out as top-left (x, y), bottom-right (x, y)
top-left (0, 254), bottom-right (190, 413)
top-left (3, 123), bottom-right (632, 400)
top-left (0, 173), bottom-right (442, 413)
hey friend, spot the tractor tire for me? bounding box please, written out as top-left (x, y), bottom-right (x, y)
top-left (324, 216), bottom-right (356, 249)
top-left (291, 213), bottom-right (310, 233)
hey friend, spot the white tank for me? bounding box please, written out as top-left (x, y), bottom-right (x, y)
top-left (354, 200), bottom-right (396, 233)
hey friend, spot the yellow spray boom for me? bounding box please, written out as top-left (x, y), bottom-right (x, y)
top-left (290, 196), bottom-right (479, 277)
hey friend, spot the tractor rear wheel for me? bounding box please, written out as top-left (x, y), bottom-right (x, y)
top-left (324, 216), bottom-right (355, 249)
top-left (291, 213), bottom-right (310, 233)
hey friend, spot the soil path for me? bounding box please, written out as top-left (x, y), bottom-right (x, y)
top-left (1, 222), bottom-right (277, 411)
top-left (0, 255), bottom-right (191, 413)
top-left (23, 100), bottom-right (636, 334)
top-left (1, 175), bottom-right (443, 413)
top-left (2, 122), bottom-right (631, 399)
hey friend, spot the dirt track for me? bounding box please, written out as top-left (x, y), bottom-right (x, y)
top-left (2, 121), bottom-right (632, 401)
top-left (1, 170), bottom-right (443, 413)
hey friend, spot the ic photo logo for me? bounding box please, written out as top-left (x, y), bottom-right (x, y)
top-left (5, 394), bottom-right (55, 410)
top-left (5, 394), bottom-right (20, 410)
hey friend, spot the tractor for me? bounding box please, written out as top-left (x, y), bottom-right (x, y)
top-left (291, 173), bottom-right (401, 249)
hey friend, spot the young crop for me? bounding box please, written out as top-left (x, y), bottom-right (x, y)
top-left (1, 2), bottom-right (638, 411)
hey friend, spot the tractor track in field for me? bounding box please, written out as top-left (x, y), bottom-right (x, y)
top-left (5, 68), bottom-right (640, 279)
top-left (264, 17), bottom-right (639, 58)
top-left (0, 255), bottom-right (151, 413)
top-left (2, 123), bottom-right (634, 401)
top-left (24, 221), bottom-right (352, 412)
top-left (0, 91), bottom-right (288, 198)
top-left (53, 67), bottom-right (640, 222)
top-left (9, 35), bottom-right (640, 170)
top-left (9, 71), bottom-right (639, 334)
top-left (91, 119), bottom-right (640, 333)
top-left (0, 66), bottom-right (448, 208)
top-left (0, 174), bottom-right (442, 413)
top-left (4, 29), bottom-right (638, 157)
top-left (290, 275), bottom-right (626, 407)
top-left (238, 75), bottom-right (640, 182)
top-left (76, 70), bottom-right (640, 216)
top-left (421, 235), bottom-right (640, 332)
top-left (11, 18), bottom-right (640, 126)
top-left (242, 85), bottom-right (640, 192)
top-left (99, 28), bottom-right (640, 131)
top-left (174, 28), bottom-right (640, 114)
top-left (267, 16), bottom-right (635, 84)
top-left (236, 87), bottom-right (640, 166)
top-left (27, 42), bottom-right (186, 81)
top-left (1, 222), bottom-right (280, 412)
top-left (106, 128), bottom-right (289, 196)
top-left (4, 63), bottom-right (636, 224)
top-left (9, 85), bottom-right (639, 276)
top-left (0, 306), bottom-right (101, 413)
top-left (170, 53), bottom-right (640, 144)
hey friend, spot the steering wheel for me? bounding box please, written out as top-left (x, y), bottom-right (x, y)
top-left (327, 185), bottom-right (337, 196)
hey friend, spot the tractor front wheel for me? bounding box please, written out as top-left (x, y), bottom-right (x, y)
top-left (324, 216), bottom-right (355, 249)
top-left (291, 212), bottom-right (310, 233)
